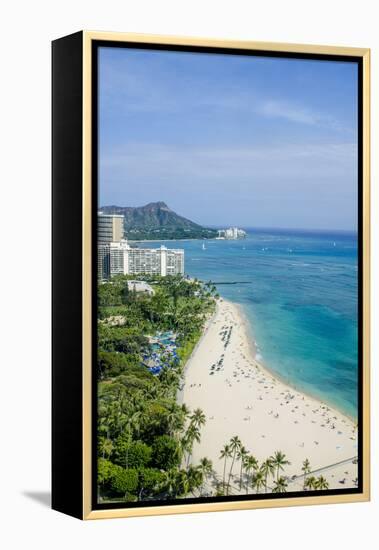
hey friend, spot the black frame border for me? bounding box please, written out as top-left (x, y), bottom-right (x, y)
top-left (52, 31), bottom-right (84, 519)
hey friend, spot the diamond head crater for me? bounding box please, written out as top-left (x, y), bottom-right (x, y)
top-left (100, 201), bottom-right (218, 240)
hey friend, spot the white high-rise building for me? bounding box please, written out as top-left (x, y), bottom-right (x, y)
top-left (97, 211), bottom-right (184, 280)
top-left (217, 227), bottom-right (247, 240)
top-left (98, 239), bottom-right (184, 280)
top-left (109, 241), bottom-right (129, 275)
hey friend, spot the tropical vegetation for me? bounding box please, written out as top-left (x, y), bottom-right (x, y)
top-left (97, 273), bottom-right (330, 502)
top-left (97, 274), bottom-right (217, 502)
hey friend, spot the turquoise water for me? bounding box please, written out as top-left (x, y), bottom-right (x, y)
top-left (142, 230), bottom-right (358, 418)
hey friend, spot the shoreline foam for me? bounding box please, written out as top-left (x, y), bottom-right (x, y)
top-left (237, 302), bottom-right (357, 424)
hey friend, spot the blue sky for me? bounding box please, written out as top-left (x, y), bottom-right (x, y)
top-left (99, 47), bottom-right (358, 230)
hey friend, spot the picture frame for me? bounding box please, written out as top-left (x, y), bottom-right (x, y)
top-left (52, 31), bottom-right (370, 520)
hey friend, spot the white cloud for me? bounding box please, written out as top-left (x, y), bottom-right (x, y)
top-left (100, 58), bottom-right (350, 131)
top-left (101, 141), bottom-right (357, 182)
top-left (260, 100), bottom-right (320, 125)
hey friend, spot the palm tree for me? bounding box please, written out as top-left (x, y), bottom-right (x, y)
top-left (100, 400), bottom-right (121, 440)
top-left (301, 458), bottom-right (311, 490)
top-left (304, 476), bottom-right (318, 491)
top-left (237, 445), bottom-right (248, 490)
top-left (227, 436), bottom-right (242, 494)
top-left (184, 423), bottom-right (201, 467)
top-left (163, 468), bottom-right (179, 498)
top-left (198, 457), bottom-right (213, 495)
top-left (243, 455), bottom-right (259, 494)
top-left (190, 408), bottom-right (206, 430)
top-left (272, 476), bottom-right (288, 493)
top-left (261, 458), bottom-right (275, 493)
top-left (165, 403), bottom-right (185, 437)
top-left (170, 280), bottom-right (182, 310)
top-left (128, 410), bottom-right (142, 437)
top-left (270, 450), bottom-right (290, 481)
top-left (181, 403), bottom-right (190, 421)
top-left (219, 444), bottom-right (232, 492)
top-left (186, 465), bottom-right (204, 495)
top-left (137, 405), bottom-right (151, 436)
top-left (99, 437), bottom-right (113, 460)
top-left (315, 475), bottom-right (329, 490)
top-left (159, 368), bottom-right (180, 396)
top-left (124, 411), bottom-right (142, 468)
top-left (176, 469), bottom-right (191, 496)
top-left (180, 433), bottom-right (192, 465)
top-left (98, 408), bottom-right (110, 438)
top-left (251, 468), bottom-right (266, 494)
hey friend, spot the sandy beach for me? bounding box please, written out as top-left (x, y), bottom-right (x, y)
top-left (181, 298), bottom-right (358, 493)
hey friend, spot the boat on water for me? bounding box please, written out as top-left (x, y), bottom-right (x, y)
top-left (202, 243), bottom-right (206, 250)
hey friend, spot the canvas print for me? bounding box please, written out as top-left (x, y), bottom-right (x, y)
top-left (96, 45), bottom-right (360, 505)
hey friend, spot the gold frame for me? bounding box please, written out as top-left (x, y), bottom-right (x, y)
top-left (81, 31), bottom-right (370, 520)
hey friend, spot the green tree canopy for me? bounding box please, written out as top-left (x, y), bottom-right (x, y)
top-left (152, 435), bottom-right (181, 470)
top-left (110, 465), bottom-right (139, 497)
top-left (113, 438), bottom-right (152, 469)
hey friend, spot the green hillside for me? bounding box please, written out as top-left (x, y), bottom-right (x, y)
top-left (100, 202), bottom-right (217, 240)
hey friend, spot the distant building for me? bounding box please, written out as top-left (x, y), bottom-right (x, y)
top-left (127, 280), bottom-right (154, 295)
top-left (98, 238), bottom-right (184, 280)
top-left (217, 227), bottom-right (246, 240)
top-left (98, 244), bottom-right (110, 280)
top-left (127, 244), bottom-right (184, 277)
top-left (97, 211), bottom-right (184, 280)
top-left (97, 213), bottom-right (124, 280)
top-left (98, 212), bottom-right (124, 243)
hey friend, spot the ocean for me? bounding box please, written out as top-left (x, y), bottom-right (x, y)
top-left (141, 229), bottom-right (358, 419)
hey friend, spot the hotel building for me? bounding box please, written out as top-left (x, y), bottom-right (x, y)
top-left (98, 213), bottom-right (124, 280)
top-left (217, 227), bottom-right (247, 239)
top-left (107, 240), bottom-right (184, 278)
top-left (98, 212), bottom-right (124, 243)
top-left (97, 213), bottom-right (184, 280)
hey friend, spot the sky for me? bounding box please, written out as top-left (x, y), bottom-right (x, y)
top-left (99, 46), bottom-right (358, 231)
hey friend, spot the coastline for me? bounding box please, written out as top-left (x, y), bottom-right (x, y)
top-left (129, 238), bottom-right (218, 244)
top-left (237, 302), bottom-right (357, 424)
top-left (176, 303), bottom-right (219, 405)
top-left (180, 297), bottom-right (358, 493)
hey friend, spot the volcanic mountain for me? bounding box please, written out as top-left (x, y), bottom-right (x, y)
top-left (100, 202), bottom-right (217, 240)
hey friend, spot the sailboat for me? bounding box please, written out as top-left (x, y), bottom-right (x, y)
top-left (202, 243), bottom-right (206, 250)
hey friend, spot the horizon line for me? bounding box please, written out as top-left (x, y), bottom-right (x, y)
top-left (99, 203), bottom-right (357, 235)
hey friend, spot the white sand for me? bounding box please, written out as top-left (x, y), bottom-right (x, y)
top-left (181, 299), bottom-right (358, 493)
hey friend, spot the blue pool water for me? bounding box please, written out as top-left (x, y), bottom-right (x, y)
top-left (141, 229), bottom-right (358, 418)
